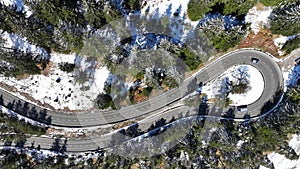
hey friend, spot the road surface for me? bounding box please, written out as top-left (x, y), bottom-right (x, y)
top-left (0, 49), bottom-right (284, 152)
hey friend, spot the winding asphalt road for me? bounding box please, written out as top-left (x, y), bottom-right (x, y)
top-left (0, 49), bottom-right (284, 152)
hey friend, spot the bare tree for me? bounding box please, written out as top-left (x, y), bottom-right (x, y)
top-left (232, 66), bottom-right (250, 85)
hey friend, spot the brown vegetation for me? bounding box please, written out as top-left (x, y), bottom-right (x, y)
top-left (132, 87), bottom-right (149, 103)
top-left (40, 61), bottom-right (53, 76)
top-left (239, 31), bottom-right (280, 58)
top-left (113, 120), bottom-right (135, 129)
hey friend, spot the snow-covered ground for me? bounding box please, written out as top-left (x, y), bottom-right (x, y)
top-left (245, 5), bottom-right (273, 34)
top-left (245, 4), bottom-right (299, 56)
top-left (0, 146), bottom-right (65, 159)
top-left (0, 53), bottom-right (110, 110)
top-left (274, 34), bottom-right (300, 56)
top-left (268, 153), bottom-right (300, 169)
top-left (140, 0), bottom-right (196, 41)
top-left (202, 65), bottom-right (264, 106)
top-left (0, 0), bottom-right (200, 111)
top-left (1, 31), bottom-right (49, 60)
top-left (0, 0), bottom-right (23, 11)
top-left (0, 105), bottom-right (47, 127)
top-left (283, 65), bottom-right (300, 90)
top-left (228, 65), bottom-right (264, 105)
top-left (0, 31), bottom-right (110, 110)
top-left (0, 0), bottom-right (32, 17)
top-left (141, 0), bottom-right (188, 18)
top-left (274, 35), bottom-right (299, 50)
top-left (0, 0), bottom-right (293, 111)
top-left (268, 134), bottom-right (300, 169)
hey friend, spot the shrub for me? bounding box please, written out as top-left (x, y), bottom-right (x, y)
top-left (282, 37), bottom-right (300, 55)
top-left (59, 62), bottom-right (76, 73)
top-left (287, 87), bottom-right (300, 104)
top-left (163, 76), bottom-right (179, 89)
top-left (95, 93), bottom-right (116, 109)
top-left (142, 87), bottom-right (153, 97)
top-left (177, 47), bottom-right (202, 70)
top-left (231, 83), bottom-right (249, 94)
top-left (135, 71), bottom-right (145, 80)
top-left (122, 0), bottom-right (141, 11)
top-left (260, 0), bottom-right (283, 6)
top-left (187, 0), bottom-right (211, 21)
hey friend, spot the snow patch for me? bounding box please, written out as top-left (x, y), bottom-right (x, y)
top-left (201, 82), bottom-right (214, 101)
top-left (284, 65), bottom-right (300, 88)
top-left (268, 134), bottom-right (300, 169)
top-left (0, 0), bottom-right (33, 17)
top-left (0, 105), bottom-right (47, 127)
top-left (268, 152), bottom-right (300, 169)
top-left (236, 140), bottom-right (245, 148)
top-left (0, 53), bottom-right (110, 110)
top-left (245, 6), bottom-right (272, 34)
top-left (202, 65), bottom-right (264, 106)
top-left (0, 0), bottom-right (23, 11)
top-left (141, 0), bottom-right (188, 18)
top-left (23, 4), bottom-right (33, 17)
top-left (289, 134), bottom-right (300, 155)
top-left (274, 34), bottom-right (299, 52)
top-left (50, 52), bottom-right (80, 64)
top-left (1, 31), bottom-right (50, 60)
top-left (0, 146), bottom-right (65, 159)
top-left (228, 65), bottom-right (264, 106)
top-left (140, 0), bottom-right (195, 41)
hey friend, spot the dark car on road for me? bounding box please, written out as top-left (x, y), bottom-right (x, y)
top-left (237, 105), bottom-right (248, 112)
top-left (251, 58), bottom-right (259, 64)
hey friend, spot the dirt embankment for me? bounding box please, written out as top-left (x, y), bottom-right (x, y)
top-left (239, 31), bottom-right (280, 58)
